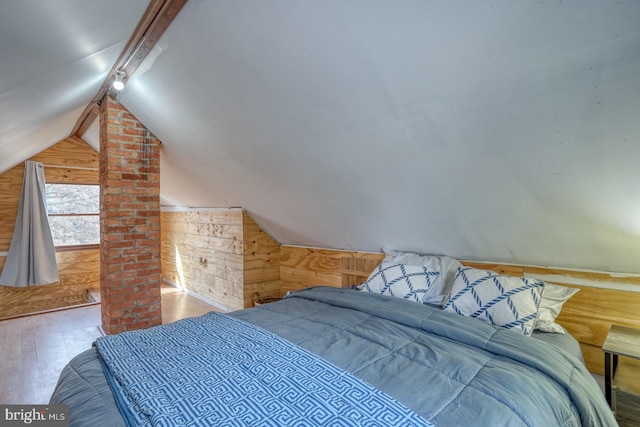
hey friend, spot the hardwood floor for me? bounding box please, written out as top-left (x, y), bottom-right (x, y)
top-left (0, 285), bottom-right (220, 404)
top-left (160, 285), bottom-right (221, 324)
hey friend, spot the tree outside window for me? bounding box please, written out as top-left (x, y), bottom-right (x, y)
top-left (45, 184), bottom-right (99, 247)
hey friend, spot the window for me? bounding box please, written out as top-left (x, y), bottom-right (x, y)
top-left (45, 184), bottom-right (99, 247)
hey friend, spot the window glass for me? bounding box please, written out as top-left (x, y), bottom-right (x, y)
top-left (45, 184), bottom-right (99, 246)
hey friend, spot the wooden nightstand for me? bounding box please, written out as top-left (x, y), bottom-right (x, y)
top-left (602, 324), bottom-right (640, 426)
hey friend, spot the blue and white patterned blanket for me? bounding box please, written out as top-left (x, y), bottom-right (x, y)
top-left (94, 312), bottom-right (433, 427)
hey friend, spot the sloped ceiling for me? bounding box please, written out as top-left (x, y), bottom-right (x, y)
top-left (4, 1), bottom-right (640, 274)
top-left (111, 0), bottom-right (640, 273)
top-left (0, 0), bottom-right (150, 173)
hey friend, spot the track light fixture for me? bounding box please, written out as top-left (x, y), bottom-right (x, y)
top-left (112, 70), bottom-right (126, 91)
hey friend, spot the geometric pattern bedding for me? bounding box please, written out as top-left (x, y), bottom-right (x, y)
top-left (94, 312), bottom-right (433, 427)
top-left (443, 267), bottom-right (544, 335)
top-left (362, 262), bottom-right (439, 303)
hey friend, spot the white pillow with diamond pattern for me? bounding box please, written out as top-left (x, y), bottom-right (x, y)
top-left (382, 249), bottom-right (462, 305)
top-left (362, 262), bottom-right (440, 303)
top-left (443, 267), bottom-right (544, 336)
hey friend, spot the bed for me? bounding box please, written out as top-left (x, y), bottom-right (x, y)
top-left (50, 285), bottom-right (615, 426)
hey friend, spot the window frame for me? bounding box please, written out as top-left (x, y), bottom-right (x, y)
top-left (45, 183), bottom-right (100, 249)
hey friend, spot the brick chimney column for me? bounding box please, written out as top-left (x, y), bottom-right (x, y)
top-left (99, 96), bottom-right (162, 334)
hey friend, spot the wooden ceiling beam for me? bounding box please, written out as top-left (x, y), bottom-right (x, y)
top-left (71, 0), bottom-right (188, 138)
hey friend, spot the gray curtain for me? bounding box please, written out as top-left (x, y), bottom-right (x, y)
top-left (0, 161), bottom-right (59, 286)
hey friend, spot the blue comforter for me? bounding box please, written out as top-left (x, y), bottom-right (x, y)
top-left (232, 287), bottom-right (615, 427)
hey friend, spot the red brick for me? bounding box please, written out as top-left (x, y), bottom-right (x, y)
top-left (100, 96), bottom-right (162, 334)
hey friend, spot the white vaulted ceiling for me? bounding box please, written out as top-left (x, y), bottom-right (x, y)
top-left (3, 1), bottom-right (640, 273)
top-left (0, 0), bottom-right (150, 172)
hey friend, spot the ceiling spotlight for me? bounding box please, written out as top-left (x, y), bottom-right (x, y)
top-left (112, 70), bottom-right (126, 91)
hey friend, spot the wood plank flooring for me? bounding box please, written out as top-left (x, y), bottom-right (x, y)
top-left (0, 285), bottom-right (220, 404)
top-left (160, 285), bottom-right (220, 324)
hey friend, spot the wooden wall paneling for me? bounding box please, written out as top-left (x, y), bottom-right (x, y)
top-left (558, 288), bottom-right (640, 340)
top-left (31, 136), bottom-right (98, 171)
top-left (242, 212), bottom-right (281, 306)
top-left (582, 343), bottom-right (607, 375)
top-left (244, 266), bottom-right (280, 285)
top-left (244, 281), bottom-right (282, 304)
top-left (55, 249), bottom-right (100, 290)
top-left (243, 252), bottom-right (278, 270)
top-left (280, 246), bottom-right (384, 293)
top-left (244, 239), bottom-right (280, 258)
top-left (280, 247), bottom-right (346, 293)
top-left (206, 237), bottom-right (244, 255)
top-left (460, 261), bottom-right (525, 277)
top-left (0, 282), bottom-right (94, 319)
top-left (180, 241), bottom-right (239, 307)
top-left (281, 247), bottom-right (345, 274)
top-left (280, 265), bottom-right (343, 292)
top-left (186, 222), bottom-right (243, 240)
top-left (524, 265), bottom-right (640, 290)
top-left (161, 210), bottom-right (246, 311)
top-left (213, 251), bottom-right (244, 271)
top-left (0, 249), bottom-right (100, 318)
top-left (44, 168), bottom-right (98, 184)
top-left (341, 254), bottom-right (384, 287)
top-left (162, 210), bottom-right (284, 309)
top-left (0, 137), bottom-right (99, 313)
top-left (0, 165), bottom-right (25, 251)
top-left (190, 210), bottom-right (243, 226)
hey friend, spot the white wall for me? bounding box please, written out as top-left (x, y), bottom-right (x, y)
top-left (114, 0), bottom-right (640, 273)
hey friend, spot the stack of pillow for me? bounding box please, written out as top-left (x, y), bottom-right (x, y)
top-left (360, 249), bottom-right (578, 336)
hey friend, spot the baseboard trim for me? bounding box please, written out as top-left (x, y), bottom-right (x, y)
top-left (162, 278), bottom-right (232, 313)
